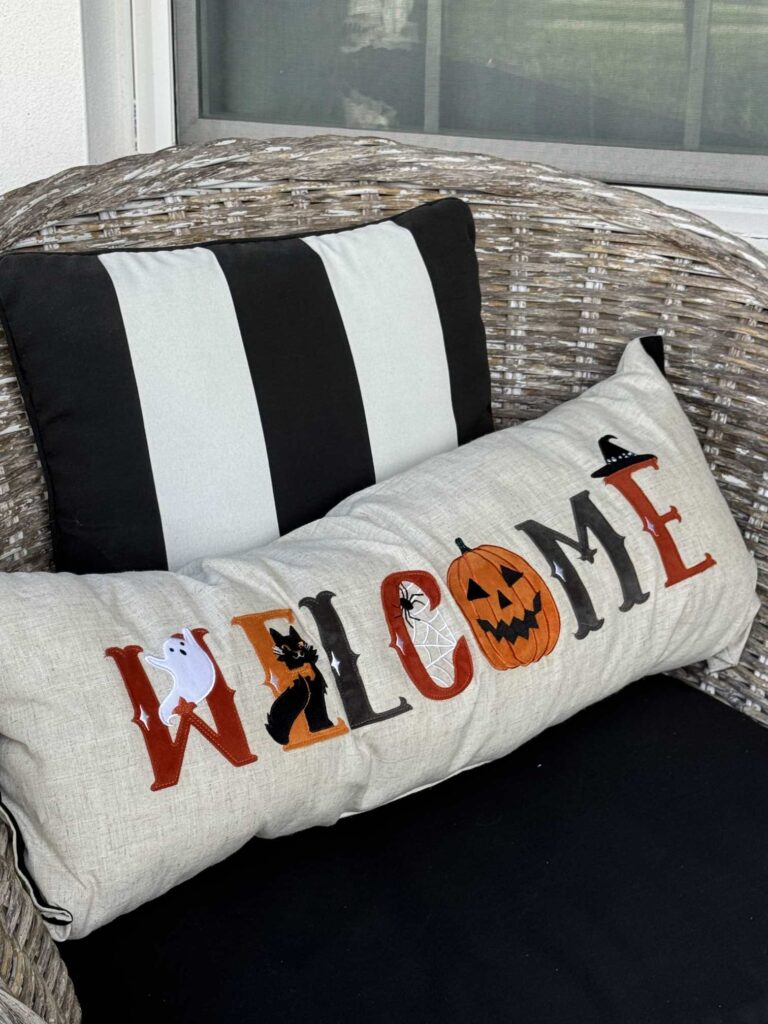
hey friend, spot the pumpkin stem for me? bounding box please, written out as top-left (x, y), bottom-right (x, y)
top-left (454, 538), bottom-right (472, 554)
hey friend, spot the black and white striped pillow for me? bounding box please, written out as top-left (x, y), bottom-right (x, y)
top-left (0, 199), bottom-right (491, 573)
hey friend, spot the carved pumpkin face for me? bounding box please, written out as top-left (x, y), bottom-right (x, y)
top-left (447, 539), bottom-right (560, 670)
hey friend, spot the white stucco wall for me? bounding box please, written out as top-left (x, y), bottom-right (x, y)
top-left (0, 0), bottom-right (89, 194)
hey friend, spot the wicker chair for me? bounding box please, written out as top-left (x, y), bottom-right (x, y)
top-left (0, 135), bottom-right (765, 1023)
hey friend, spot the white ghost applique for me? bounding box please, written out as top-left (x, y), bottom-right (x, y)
top-left (144, 628), bottom-right (217, 727)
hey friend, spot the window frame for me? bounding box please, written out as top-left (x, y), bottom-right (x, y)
top-left (172, 0), bottom-right (768, 194)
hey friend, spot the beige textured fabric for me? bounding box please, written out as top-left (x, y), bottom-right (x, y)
top-left (0, 339), bottom-right (757, 940)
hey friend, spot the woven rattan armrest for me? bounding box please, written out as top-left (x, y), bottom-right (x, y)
top-left (0, 985), bottom-right (54, 1024)
top-left (0, 823), bottom-right (79, 1023)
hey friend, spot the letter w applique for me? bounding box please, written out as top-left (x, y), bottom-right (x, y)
top-left (107, 627), bottom-right (257, 791)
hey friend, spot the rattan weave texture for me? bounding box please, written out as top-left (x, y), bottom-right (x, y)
top-left (0, 825), bottom-right (79, 1023)
top-left (0, 134), bottom-right (765, 1022)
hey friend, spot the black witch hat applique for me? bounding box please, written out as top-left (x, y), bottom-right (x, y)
top-left (590, 435), bottom-right (656, 478)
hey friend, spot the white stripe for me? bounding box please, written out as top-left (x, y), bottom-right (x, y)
top-left (303, 221), bottom-right (458, 480)
top-left (99, 248), bottom-right (278, 570)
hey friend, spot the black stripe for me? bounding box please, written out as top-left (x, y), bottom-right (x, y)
top-left (640, 335), bottom-right (666, 376)
top-left (394, 199), bottom-right (493, 444)
top-left (212, 239), bottom-right (376, 536)
top-left (0, 254), bottom-right (167, 572)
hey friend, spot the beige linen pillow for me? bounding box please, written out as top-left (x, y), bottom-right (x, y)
top-left (0, 338), bottom-right (758, 938)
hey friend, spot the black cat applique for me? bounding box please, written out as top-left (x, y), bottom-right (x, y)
top-left (265, 626), bottom-right (335, 745)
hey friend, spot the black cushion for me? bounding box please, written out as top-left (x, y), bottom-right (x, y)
top-left (60, 676), bottom-right (768, 1024)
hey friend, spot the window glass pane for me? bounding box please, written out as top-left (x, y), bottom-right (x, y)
top-left (200, 0), bottom-right (427, 131)
top-left (441, 1), bottom-right (690, 147)
top-left (701, 1), bottom-right (768, 152)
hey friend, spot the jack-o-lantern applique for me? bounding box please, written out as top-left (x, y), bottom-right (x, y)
top-left (447, 539), bottom-right (561, 670)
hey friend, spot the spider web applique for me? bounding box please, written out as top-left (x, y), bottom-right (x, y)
top-left (399, 580), bottom-right (459, 688)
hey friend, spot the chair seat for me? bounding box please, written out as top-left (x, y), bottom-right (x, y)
top-left (60, 676), bottom-right (768, 1024)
